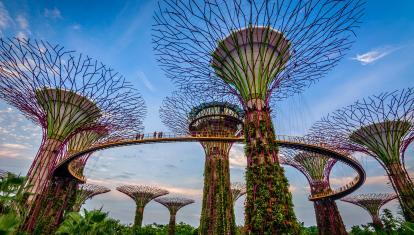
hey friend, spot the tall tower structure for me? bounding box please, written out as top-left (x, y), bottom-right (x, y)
top-left (154, 196), bottom-right (194, 235)
top-left (72, 184), bottom-right (111, 212)
top-left (341, 193), bottom-right (398, 229)
top-left (0, 38), bottom-right (146, 232)
top-left (160, 92), bottom-right (243, 234)
top-left (312, 88), bottom-right (414, 222)
top-left (154, 0), bottom-right (365, 232)
top-left (116, 185), bottom-right (169, 228)
top-left (280, 149), bottom-right (347, 235)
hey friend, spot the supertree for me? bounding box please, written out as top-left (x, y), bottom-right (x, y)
top-left (311, 88), bottom-right (414, 222)
top-left (0, 169), bottom-right (8, 179)
top-left (0, 38), bottom-right (146, 231)
top-left (116, 185), bottom-right (169, 228)
top-left (231, 182), bottom-right (246, 205)
top-left (35, 131), bottom-right (136, 233)
top-left (280, 148), bottom-right (347, 235)
top-left (341, 193), bottom-right (398, 229)
top-left (72, 183), bottom-right (111, 212)
top-left (154, 196), bottom-right (195, 235)
top-left (160, 91), bottom-right (243, 234)
top-left (153, 0), bottom-right (365, 232)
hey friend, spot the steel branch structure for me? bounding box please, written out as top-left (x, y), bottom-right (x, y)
top-left (116, 185), bottom-right (169, 228)
top-left (160, 91), bottom-right (243, 234)
top-left (72, 184), bottom-right (110, 212)
top-left (231, 182), bottom-right (246, 205)
top-left (280, 148), bottom-right (347, 235)
top-left (341, 193), bottom-right (398, 229)
top-left (311, 88), bottom-right (414, 222)
top-left (153, 1), bottom-right (365, 232)
top-left (154, 196), bottom-right (194, 235)
top-left (0, 38), bottom-right (146, 232)
top-left (0, 169), bottom-right (8, 179)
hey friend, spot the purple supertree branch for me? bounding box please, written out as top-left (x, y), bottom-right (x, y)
top-left (280, 148), bottom-right (337, 188)
top-left (153, 0), bottom-right (365, 105)
top-left (154, 196), bottom-right (194, 214)
top-left (73, 183), bottom-right (110, 211)
top-left (310, 88), bottom-right (414, 165)
top-left (116, 185), bottom-right (169, 206)
top-left (0, 38), bottom-right (147, 135)
top-left (231, 182), bottom-right (247, 203)
top-left (341, 193), bottom-right (398, 218)
top-left (0, 169), bottom-right (9, 179)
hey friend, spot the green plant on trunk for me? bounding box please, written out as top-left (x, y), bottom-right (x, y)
top-left (280, 150), bottom-right (347, 235)
top-left (244, 109), bottom-right (299, 234)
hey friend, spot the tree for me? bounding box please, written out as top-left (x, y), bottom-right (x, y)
top-left (154, 197), bottom-right (194, 235)
top-left (116, 185), bottom-right (168, 228)
top-left (312, 88), bottom-right (414, 222)
top-left (153, 0), bottom-right (365, 232)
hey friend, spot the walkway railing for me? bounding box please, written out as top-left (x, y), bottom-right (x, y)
top-left (54, 132), bottom-right (365, 201)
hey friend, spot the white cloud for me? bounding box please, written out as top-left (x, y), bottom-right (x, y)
top-left (71, 24), bottom-right (81, 30)
top-left (44, 8), bottom-right (62, 19)
top-left (16, 15), bottom-right (28, 29)
top-left (0, 2), bottom-right (11, 34)
top-left (352, 47), bottom-right (399, 65)
top-left (137, 71), bottom-right (155, 92)
top-left (229, 144), bottom-right (246, 168)
top-left (16, 31), bottom-right (27, 39)
top-left (1, 143), bottom-right (29, 150)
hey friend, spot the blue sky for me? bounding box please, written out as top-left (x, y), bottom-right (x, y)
top-left (0, 0), bottom-right (413, 228)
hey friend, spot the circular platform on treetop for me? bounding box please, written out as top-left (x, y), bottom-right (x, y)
top-left (188, 102), bottom-right (244, 136)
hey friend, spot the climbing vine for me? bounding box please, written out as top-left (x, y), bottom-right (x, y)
top-left (244, 107), bottom-right (300, 234)
top-left (199, 144), bottom-right (236, 234)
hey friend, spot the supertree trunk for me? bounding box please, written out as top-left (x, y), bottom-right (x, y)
top-left (134, 205), bottom-right (145, 228)
top-left (26, 138), bottom-right (63, 200)
top-left (244, 107), bottom-right (299, 234)
top-left (168, 212), bottom-right (176, 235)
top-left (31, 177), bottom-right (77, 234)
top-left (310, 184), bottom-right (347, 235)
top-left (313, 199), bottom-right (347, 235)
top-left (22, 138), bottom-right (64, 231)
top-left (371, 214), bottom-right (383, 229)
top-left (199, 146), bottom-right (235, 234)
top-left (386, 162), bottom-right (414, 221)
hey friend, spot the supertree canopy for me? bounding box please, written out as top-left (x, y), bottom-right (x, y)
top-left (341, 193), bottom-right (398, 229)
top-left (72, 184), bottom-right (111, 212)
top-left (154, 196), bottom-right (195, 235)
top-left (153, 1), bottom-right (364, 232)
top-left (0, 38), bottom-right (146, 232)
top-left (116, 185), bottom-right (169, 228)
top-left (230, 182), bottom-right (246, 204)
top-left (311, 88), bottom-right (414, 222)
top-left (0, 169), bottom-right (8, 179)
top-left (160, 91), bottom-right (243, 234)
top-left (280, 148), bottom-right (347, 235)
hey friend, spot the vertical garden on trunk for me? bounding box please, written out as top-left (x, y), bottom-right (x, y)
top-left (153, 0), bottom-right (364, 232)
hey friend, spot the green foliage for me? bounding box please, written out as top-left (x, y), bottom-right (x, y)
top-left (244, 110), bottom-right (300, 234)
top-left (0, 213), bottom-right (24, 235)
top-left (0, 173), bottom-right (28, 216)
top-left (301, 225), bottom-right (318, 235)
top-left (0, 173), bottom-right (29, 234)
top-left (56, 209), bottom-right (126, 235)
top-left (56, 209), bottom-right (197, 235)
top-left (350, 209), bottom-right (414, 235)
